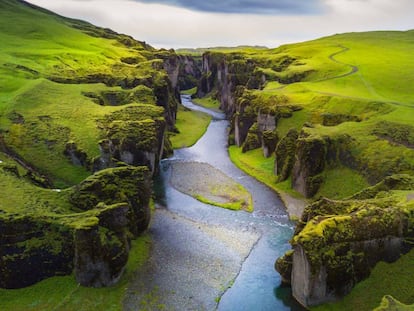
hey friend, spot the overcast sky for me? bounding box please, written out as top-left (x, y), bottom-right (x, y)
top-left (26, 0), bottom-right (414, 49)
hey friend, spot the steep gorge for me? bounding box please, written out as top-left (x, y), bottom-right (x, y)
top-left (188, 39), bottom-right (414, 308)
top-left (1, 1), bottom-right (414, 309)
top-left (0, 0), bottom-right (183, 289)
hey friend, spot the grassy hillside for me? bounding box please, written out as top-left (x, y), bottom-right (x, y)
top-left (196, 30), bottom-right (414, 308)
top-left (0, 0), bottom-right (174, 187)
top-left (220, 30), bottom-right (414, 200)
top-left (0, 0), bottom-right (177, 306)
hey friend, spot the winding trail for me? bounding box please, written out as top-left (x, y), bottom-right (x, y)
top-left (264, 44), bottom-right (414, 109)
top-left (265, 44), bottom-right (359, 91)
top-left (319, 45), bottom-right (358, 81)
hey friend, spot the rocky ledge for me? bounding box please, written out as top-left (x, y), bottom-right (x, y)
top-left (0, 165), bottom-right (152, 289)
top-left (276, 174), bottom-right (414, 307)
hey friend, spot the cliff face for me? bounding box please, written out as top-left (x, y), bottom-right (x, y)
top-left (0, 216), bottom-right (74, 289)
top-left (197, 52), bottom-right (261, 115)
top-left (0, 0), bottom-right (180, 289)
top-left (0, 166), bottom-right (152, 289)
top-left (193, 45), bottom-right (414, 308)
top-left (196, 52), bottom-right (307, 162)
top-left (178, 55), bottom-right (202, 91)
top-left (276, 175), bottom-right (414, 307)
top-left (291, 131), bottom-right (354, 197)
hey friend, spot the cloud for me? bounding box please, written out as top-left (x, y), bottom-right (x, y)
top-left (133, 0), bottom-right (323, 15)
top-left (26, 0), bottom-right (414, 49)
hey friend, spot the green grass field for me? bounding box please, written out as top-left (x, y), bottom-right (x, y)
top-left (228, 146), bottom-right (303, 198)
top-left (0, 0), bottom-right (167, 187)
top-left (219, 30), bottom-right (414, 309)
top-left (169, 103), bottom-right (211, 148)
top-left (192, 96), bottom-right (222, 112)
top-left (227, 30), bottom-right (414, 201)
top-left (313, 248), bottom-right (414, 311)
top-left (0, 0), bottom-right (171, 305)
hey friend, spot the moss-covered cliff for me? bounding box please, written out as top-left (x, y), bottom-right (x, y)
top-left (189, 31), bottom-right (414, 308)
top-left (0, 0), bottom-right (181, 288)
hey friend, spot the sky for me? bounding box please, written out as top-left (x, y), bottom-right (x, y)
top-left (26, 0), bottom-right (414, 49)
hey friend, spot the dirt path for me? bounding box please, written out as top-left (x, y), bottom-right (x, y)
top-left (265, 44), bottom-right (414, 109)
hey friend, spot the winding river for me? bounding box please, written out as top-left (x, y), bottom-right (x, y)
top-left (124, 95), bottom-right (305, 310)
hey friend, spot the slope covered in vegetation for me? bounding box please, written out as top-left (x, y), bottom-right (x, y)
top-left (189, 30), bottom-right (414, 308)
top-left (0, 0), bottom-right (180, 291)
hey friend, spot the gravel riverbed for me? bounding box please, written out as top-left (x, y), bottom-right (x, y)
top-left (124, 207), bottom-right (260, 310)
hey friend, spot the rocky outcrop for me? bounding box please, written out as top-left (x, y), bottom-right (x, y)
top-left (291, 131), bottom-right (354, 197)
top-left (321, 113), bottom-right (361, 126)
top-left (351, 174), bottom-right (414, 200)
top-left (104, 119), bottom-right (165, 175)
top-left (274, 129), bottom-right (299, 181)
top-left (91, 105), bottom-right (168, 175)
top-left (262, 129), bottom-right (279, 158)
top-left (197, 53), bottom-right (260, 115)
top-left (276, 175), bottom-right (414, 307)
top-left (70, 167), bottom-right (152, 286)
top-left (0, 216), bottom-right (74, 289)
top-left (70, 166), bottom-right (152, 236)
top-left (74, 203), bottom-right (131, 287)
top-left (0, 166), bottom-right (152, 289)
top-left (0, 0), bottom-right (183, 292)
top-left (177, 55), bottom-right (202, 90)
top-left (291, 135), bottom-right (327, 198)
top-left (64, 141), bottom-right (88, 167)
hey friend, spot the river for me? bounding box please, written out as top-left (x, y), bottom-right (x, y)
top-left (124, 95), bottom-right (305, 311)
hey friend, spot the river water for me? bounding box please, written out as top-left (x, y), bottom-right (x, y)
top-left (125, 95), bottom-right (305, 310)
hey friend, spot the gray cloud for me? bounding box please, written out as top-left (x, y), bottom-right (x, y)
top-left (134, 0), bottom-right (323, 14)
top-left (26, 0), bottom-right (414, 49)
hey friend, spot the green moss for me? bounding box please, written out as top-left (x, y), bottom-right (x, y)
top-left (275, 250), bottom-right (293, 284)
top-left (242, 123), bottom-right (261, 153)
top-left (0, 0), bottom-right (178, 187)
top-left (70, 166), bottom-right (151, 211)
top-left (275, 129), bottom-right (298, 181)
top-left (0, 234), bottom-right (151, 311)
top-left (372, 121), bottom-right (414, 148)
top-left (228, 145), bottom-right (303, 199)
top-left (351, 174), bottom-right (414, 200)
top-left (106, 119), bottom-right (163, 152)
top-left (374, 296), bottom-right (414, 311)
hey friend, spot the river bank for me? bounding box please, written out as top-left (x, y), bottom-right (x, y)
top-left (123, 95), bottom-right (305, 310)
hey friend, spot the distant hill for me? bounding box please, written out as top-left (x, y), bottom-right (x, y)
top-left (176, 45), bottom-right (268, 55)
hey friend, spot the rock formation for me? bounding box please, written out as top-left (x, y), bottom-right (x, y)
top-left (0, 165), bottom-right (152, 288)
top-left (276, 175), bottom-right (414, 307)
top-left (0, 0), bottom-right (180, 289)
